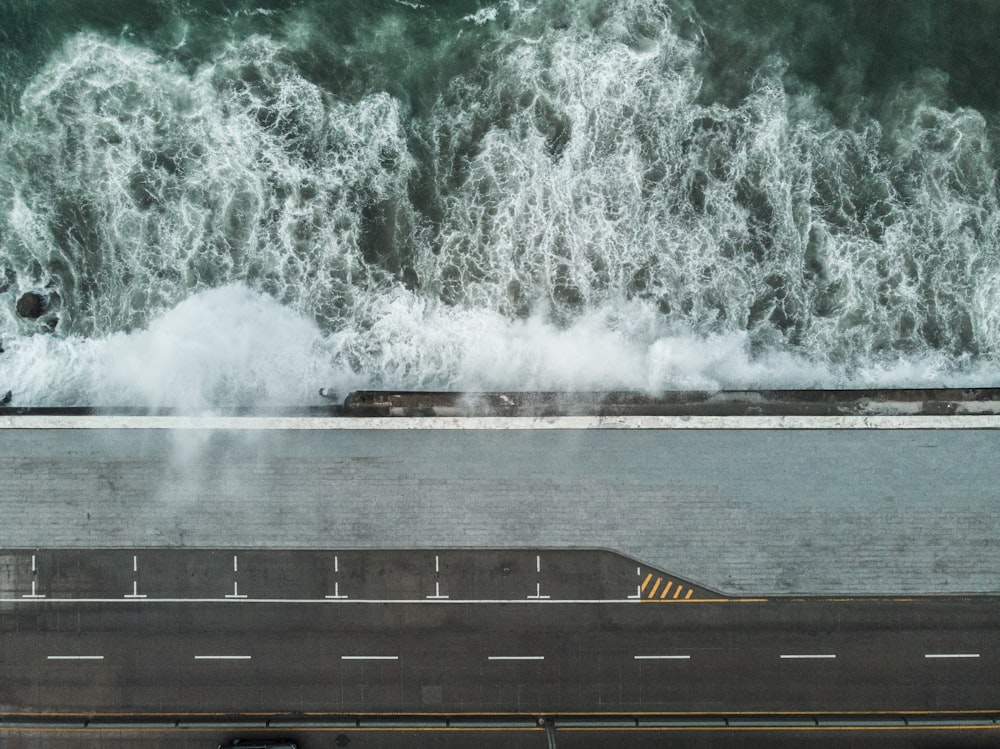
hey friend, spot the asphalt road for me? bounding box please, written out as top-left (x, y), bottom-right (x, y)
top-left (0, 548), bottom-right (718, 602)
top-left (3, 597), bottom-right (998, 715)
top-left (1, 550), bottom-right (998, 716)
top-left (3, 550), bottom-right (1000, 747)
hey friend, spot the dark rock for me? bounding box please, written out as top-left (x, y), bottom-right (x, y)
top-left (0, 390), bottom-right (10, 406)
top-left (16, 291), bottom-right (44, 318)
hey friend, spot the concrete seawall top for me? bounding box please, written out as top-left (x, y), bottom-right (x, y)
top-left (6, 387), bottom-right (1000, 419)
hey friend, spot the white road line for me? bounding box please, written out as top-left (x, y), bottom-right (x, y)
top-left (225, 581), bottom-right (247, 599)
top-left (527, 582), bottom-right (551, 600)
top-left (133, 555), bottom-right (137, 573)
top-left (22, 580), bottom-right (44, 599)
top-left (124, 580), bottom-right (147, 599)
top-left (194, 655), bottom-right (251, 660)
top-left (426, 581), bottom-right (449, 600)
top-left (634, 655), bottom-right (691, 660)
top-left (925, 653), bottom-right (980, 659)
top-left (341, 656), bottom-right (398, 661)
top-left (1, 596), bottom-right (659, 604)
top-left (536, 555), bottom-right (541, 573)
top-left (325, 582), bottom-right (348, 599)
top-left (47, 655), bottom-right (103, 660)
top-left (334, 555), bottom-right (339, 573)
top-left (233, 555), bottom-right (238, 572)
top-left (31, 554), bottom-right (36, 572)
top-left (488, 656), bottom-right (545, 661)
top-left (435, 555), bottom-right (439, 573)
top-left (780, 654), bottom-right (837, 659)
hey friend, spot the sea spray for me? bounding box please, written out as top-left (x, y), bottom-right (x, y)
top-left (0, 285), bottom-right (332, 408)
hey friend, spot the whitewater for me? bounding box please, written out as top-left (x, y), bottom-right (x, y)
top-left (0, 0), bottom-right (998, 407)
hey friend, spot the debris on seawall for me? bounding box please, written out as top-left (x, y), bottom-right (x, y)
top-left (339, 388), bottom-right (1000, 417)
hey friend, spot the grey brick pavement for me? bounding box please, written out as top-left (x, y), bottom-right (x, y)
top-left (0, 427), bottom-right (996, 595)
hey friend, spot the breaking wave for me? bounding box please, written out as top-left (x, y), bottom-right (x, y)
top-left (0, 0), bottom-right (998, 406)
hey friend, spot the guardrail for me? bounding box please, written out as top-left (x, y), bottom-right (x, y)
top-left (3, 711), bottom-right (999, 730)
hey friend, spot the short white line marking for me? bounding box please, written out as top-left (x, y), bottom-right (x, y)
top-left (334, 555), bottom-right (339, 574)
top-left (527, 582), bottom-right (550, 600)
top-left (325, 582), bottom-right (348, 599)
top-left (225, 581), bottom-right (247, 599)
top-left (628, 584), bottom-right (642, 600)
top-left (47, 655), bottom-right (103, 660)
top-left (435, 555), bottom-right (440, 573)
top-left (133, 555), bottom-right (137, 573)
top-left (426, 581), bottom-right (449, 599)
top-left (780, 654), bottom-right (837, 659)
top-left (22, 580), bottom-right (44, 598)
top-left (925, 653), bottom-right (980, 659)
top-left (341, 656), bottom-right (398, 661)
top-left (488, 656), bottom-right (545, 661)
top-left (233, 555), bottom-right (238, 572)
top-left (31, 555), bottom-right (36, 573)
top-left (124, 580), bottom-right (147, 599)
top-left (195, 655), bottom-right (251, 660)
top-left (536, 555), bottom-right (541, 573)
top-left (634, 655), bottom-right (691, 660)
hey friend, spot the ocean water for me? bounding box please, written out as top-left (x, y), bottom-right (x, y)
top-left (0, 0), bottom-right (998, 407)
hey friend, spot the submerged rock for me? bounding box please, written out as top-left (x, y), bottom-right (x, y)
top-left (0, 390), bottom-right (10, 406)
top-left (16, 291), bottom-right (44, 318)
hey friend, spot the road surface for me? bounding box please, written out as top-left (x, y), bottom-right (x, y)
top-left (0, 419), bottom-right (998, 595)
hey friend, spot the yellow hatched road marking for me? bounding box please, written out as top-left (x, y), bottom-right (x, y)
top-left (648, 578), bottom-right (662, 598)
top-left (673, 586), bottom-right (683, 599)
top-left (685, 589), bottom-right (693, 600)
top-left (640, 573), bottom-right (653, 592)
top-left (660, 581), bottom-right (673, 599)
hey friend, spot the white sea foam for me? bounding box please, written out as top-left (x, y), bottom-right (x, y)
top-left (463, 8), bottom-right (499, 25)
top-left (4, 282), bottom-right (989, 408)
top-left (0, 33), bottom-right (411, 335)
top-left (1, 0), bottom-right (999, 407)
top-left (419, 0), bottom-right (1000, 376)
top-left (329, 288), bottom-right (993, 393)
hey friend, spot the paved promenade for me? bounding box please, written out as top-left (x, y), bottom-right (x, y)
top-left (0, 419), bottom-right (996, 595)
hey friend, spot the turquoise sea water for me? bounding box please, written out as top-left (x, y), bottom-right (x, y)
top-left (0, 0), bottom-right (998, 406)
